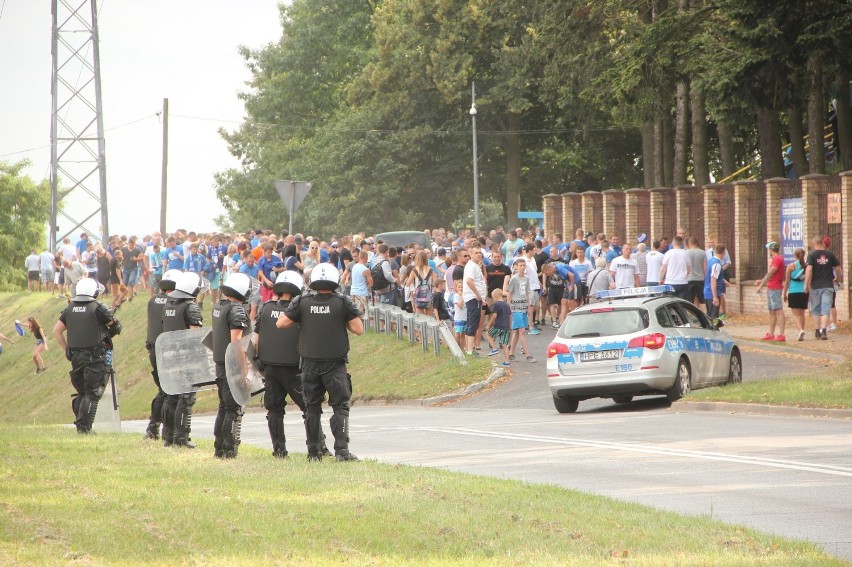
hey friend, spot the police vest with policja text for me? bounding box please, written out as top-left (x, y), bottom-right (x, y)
top-left (211, 299), bottom-right (248, 363)
top-left (65, 301), bottom-right (108, 349)
top-left (162, 298), bottom-right (202, 332)
top-left (146, 293), bottom-right (169, 345)
top-left (290, 292), bottom-right (349, 361)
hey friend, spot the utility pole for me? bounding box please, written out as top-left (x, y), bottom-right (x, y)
top-left (470, 82), bottom-right (480, 233)
top-left (160, 98), bottom-right (168, 236)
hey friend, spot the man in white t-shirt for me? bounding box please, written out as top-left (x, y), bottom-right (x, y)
top-left (609, 246), bottom-right (640, 289)
top-left (645, 240), bottom-right (665, 286)
top-left (659, 236), bottom-right (690, 300)
top-left (463, 245), bottom-right (488, 355)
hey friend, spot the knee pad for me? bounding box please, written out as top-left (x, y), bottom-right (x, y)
top-left (305, 403), bottom-right (322, 418)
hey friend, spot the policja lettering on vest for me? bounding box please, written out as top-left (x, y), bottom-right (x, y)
top-left (212, 272), bottom-right (252, 459)
top-left (276, 263), bottom-right (364, 462)
top-left (52, 278), bottom-right (118, 434)
top-left (159, 271), bottom-right (204, 448)
top-left (143, 269), bottom-right (182, 442)
top-left (255, 270), bottom-right (331, 458)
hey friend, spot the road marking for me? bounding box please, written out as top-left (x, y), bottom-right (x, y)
top-left (373, 426), bottom-right (852, 478)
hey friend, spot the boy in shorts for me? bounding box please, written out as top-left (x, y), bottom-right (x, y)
top-left (506, 258), bottom-right (537, 363)
top-left (450, 280), bottom-right (466, 349)
top-left (485, 288), bottom-right (512, 366)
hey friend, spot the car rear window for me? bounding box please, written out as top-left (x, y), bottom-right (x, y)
top-left (558, 308), bottom-right (649, 339)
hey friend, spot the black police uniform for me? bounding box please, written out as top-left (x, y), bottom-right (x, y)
top-left (284, 290), bottom-right (360, 459)
top-left (160, 297), bottom-right (203, 446)
top-left (211, 298), bottom-right (249, 458)
top-left (256, 298), bottom-right (330, 458)
top-left (58, 299), bottom-right (114, 433)
top-left (144, 292), bottom-right (170, 439)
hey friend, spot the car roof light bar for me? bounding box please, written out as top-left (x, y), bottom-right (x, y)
top-left (595, 285), bottom-right (675, 300)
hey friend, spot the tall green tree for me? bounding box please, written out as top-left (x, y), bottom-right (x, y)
top-left (0, 160), bottom-right (51, 290)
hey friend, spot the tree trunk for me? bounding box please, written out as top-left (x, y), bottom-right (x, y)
top-left (654, 118), bottom-right (665, 186)
top-left (673, 81), bottom-right (690, 186)
top-left (835, 64), bottom-right (852, 171)
top-left (690, 88), bottom-right (709, 185)
top-left (807, 54), bottom-right (826, 174)
top-left (663, 114), bottom-right (674, 187)
top-left (757, 106), bottom-right (785, 179)
top-left (788, 105), bottom-right (808, 177)
top-left (504, 112), bottom-right (522, 228)
top-left (717, 120), bottom-right (736, 178)
top-left (642, 120), bottom-right (656, 188)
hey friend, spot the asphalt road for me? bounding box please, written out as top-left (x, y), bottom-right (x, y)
top-left (122, 325), bottom-right (851, 560)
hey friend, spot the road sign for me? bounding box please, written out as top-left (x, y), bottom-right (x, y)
top-left (274, 180), bottom-right (312, 234)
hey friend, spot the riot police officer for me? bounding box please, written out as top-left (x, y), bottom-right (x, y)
top-left (144, 269), bottom-right (182, 440)
top-left (160, 272), bottom-right (204, 447)
top-left (255, 271), bottom-right (330, 458)
top-left (52, 277), bottom-right (117, 434)
top-left (277, 263), bottom-right (363, 461)
top-left (212, 272), bottom-right (251, 458)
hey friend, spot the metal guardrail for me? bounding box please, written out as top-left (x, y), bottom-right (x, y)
top-left (363, 304), bottom-right (467, 364)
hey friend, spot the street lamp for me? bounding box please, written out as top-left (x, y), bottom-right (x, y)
top-left (470, 83), bottom-right (479, 234)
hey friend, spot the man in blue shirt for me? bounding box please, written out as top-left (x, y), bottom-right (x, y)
top-left (75, 232), bottom-right (89, 258)
top-left (165, 236), bottom-right (184, 271)
top-left (238, 253), bottom-right (260, 279)
top-left (257, 244), bottom-right (284, 301)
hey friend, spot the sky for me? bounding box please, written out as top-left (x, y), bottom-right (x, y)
top-left (0, 0), bottom-right (284, 241)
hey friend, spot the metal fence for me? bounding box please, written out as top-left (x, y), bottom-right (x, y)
top-left (363, 304), bottom-right (466, 363)
top-left (743, 191), bottom-right (768, 280)
top-left (816, 176), bottom-right (843, 268)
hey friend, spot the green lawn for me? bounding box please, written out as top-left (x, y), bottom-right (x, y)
top-left (0, 425), bottom-right (841, 567)
top-left (0, 291), bottom-right (491, 423)
top-left (689, 362), bottom-right (852, 408)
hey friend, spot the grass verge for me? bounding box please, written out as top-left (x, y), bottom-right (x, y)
top-left (0, 292), bottom-right (492, 424)
top-left (0, 425), bottom-right (842, 566)
top-left (689, 362), bottom-right (852, 408)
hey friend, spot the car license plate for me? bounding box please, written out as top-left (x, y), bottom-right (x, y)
top-left (578, 349), bottom-right (620, 362)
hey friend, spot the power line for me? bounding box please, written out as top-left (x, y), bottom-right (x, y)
top-left (170, 112), bottom-right (641, 136)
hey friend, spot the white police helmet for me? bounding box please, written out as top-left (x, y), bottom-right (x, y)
top-left (308, 262), bottom-right (340, 291)
top-left (160, 269), bottom-right (182, 292)
top-left (72, 277), bottom-right (103, 302)
top-left (221, 272), bottom-right (252, 301)
top-left (171, 272), bottom-right (204, 299)
top-left (273, 270), bottom-right (304, 297)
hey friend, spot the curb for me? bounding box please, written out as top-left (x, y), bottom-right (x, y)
top-left (671, 400), bottom-right (852, 420)
top-left (733, 338), bottom-right (846, 363)
top-left (352, 365), bottom-right (507, 407)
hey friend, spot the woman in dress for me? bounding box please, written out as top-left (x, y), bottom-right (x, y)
top-left (301, 241), bottom-right (321, 272)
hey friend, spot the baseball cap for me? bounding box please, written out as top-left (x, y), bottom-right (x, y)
top-left (437, 247), bottom-right (446, 256)
top-left (765, 241), bottom-right (779, 251)
top-left (365, 237), bottom-right (375, 244)
top-left (636, 233), bottom-right (647, 244)
top-left (331, 241), bottom-right (338, 248)
top-left (585, 231), bottom-right (594, 239)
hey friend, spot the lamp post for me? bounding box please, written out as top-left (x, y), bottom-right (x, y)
top-left (470, 82), bottom-right (479, 234)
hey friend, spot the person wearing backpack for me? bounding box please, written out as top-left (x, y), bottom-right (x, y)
top-left (370, 244), bottom-right (397, 304)
top-left (405, 251), bottom-right (435, 317)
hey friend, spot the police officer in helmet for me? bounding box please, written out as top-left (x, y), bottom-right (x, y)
top-left (144, 269), bottom-right (182, 441)
top-left (212, 272), bottom-right (251, 458)
top-left (160, 271), bottom-right (205, 447)
top-left (277, 262), bottom-right (363, 461)
top-left (52, 277), bottom-right (117, 434)
top-left (255, 271), bottom-right (330, 458)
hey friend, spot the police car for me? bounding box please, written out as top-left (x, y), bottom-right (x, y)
top-left (546, 286), bottom-right (742, 413)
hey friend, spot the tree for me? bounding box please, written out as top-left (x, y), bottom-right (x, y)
top-left (0, 160), bottom-right (51, 290)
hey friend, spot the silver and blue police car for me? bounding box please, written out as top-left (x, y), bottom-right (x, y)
top-left (546, 286), bottom-right (742, 413)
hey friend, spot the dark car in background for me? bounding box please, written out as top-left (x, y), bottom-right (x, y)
top-left (375, 231), bottom-right (431, 250)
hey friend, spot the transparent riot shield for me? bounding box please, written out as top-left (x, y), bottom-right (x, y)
top-left (155, 328), bottom-right (217, 395)
top-left (225, 332), bottom-right (265, 407)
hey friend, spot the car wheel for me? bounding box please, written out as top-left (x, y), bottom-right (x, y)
top-left (553, 395), bottom-right (579, 414)
top-left (666, 358), bottom-right (692, 402)
top-left (728, 349), bottom-right (743, 384)
top-left (612, 395), bottom-right (633, 404)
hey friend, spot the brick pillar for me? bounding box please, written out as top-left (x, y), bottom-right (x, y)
top-left (733, 181), bottom-right (764, 283)
top-left (840, 171), bottom-right (852, 321)
top-left (801, 174), bottom-right (829, 245)
top-left (602, 190), bottom-right (619, 237)
top-left (675, 185), bottom-right (694, 234)
top-left (625, 188), bottom-right (649, 244)
top-left (649, 187), bottom-right (674, 241)
top-left (561, 193), bottom-right (582, 239)
top-left (581, 191), bottom-right (603, 234)
top-left (542, 194), bottom-right (562, 239)
top-left (764, 177), bottom-right (794, 244)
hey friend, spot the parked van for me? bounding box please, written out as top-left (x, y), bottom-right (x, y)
top-left (375, 231), bottom-right (431, 250)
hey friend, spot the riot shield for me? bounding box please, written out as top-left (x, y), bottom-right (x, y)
top-left (155, 328), bottom-right (217, 395)
top-left (225, 332), bottom-right (265, 407)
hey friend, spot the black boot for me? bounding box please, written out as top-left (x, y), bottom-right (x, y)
top-left (76, 395), bottom-right (99, 434)
top-left (144, 422), bottom-right (160, 440)
top-left (162, 426), bottom-right (174, 447)
top-left (329, 411), bottom-right (351, 456)
top-left (267, 412), bottom-right (287, 458)
top-left (173, 394), bottom-right (197, 448)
